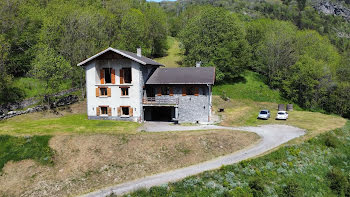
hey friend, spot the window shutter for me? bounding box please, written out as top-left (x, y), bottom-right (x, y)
top-left (107, 88), bottom-right (111, 97)
top-left (111, 69), bottom-right (115, 84)
top-left (129, 107), bottom-right (133, 117)
top-left (117, 107), bottom-right (121, 116)
top-left (182, 87), bottom-right (186, 96)
top-left (100, 69), bottom-right (104, 84)
top-left (96, 107), bottom-right (100, 116)
top-left (108, 107), bottom-right (112, 116)
top-left (169, 87), bottom-right (174, 96)
top-left (96, 88), bottom-right (99, 97)
top-left (157, 87), bottom-right (162, 96)
top-left (194, 87), bottom-right (199, 96)
top-left (120, 69), bottom-right (124, 84)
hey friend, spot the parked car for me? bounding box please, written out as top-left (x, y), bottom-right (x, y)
top-left (257, 110), bottom-right (271, 120)
top-left (276, 111), bottom-right (288, 120)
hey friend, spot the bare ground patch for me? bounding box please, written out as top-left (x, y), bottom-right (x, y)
top-left (0, 130), bottom-right (259, 197)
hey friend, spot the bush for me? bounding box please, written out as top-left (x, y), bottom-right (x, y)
top-left (248, 177), bottom-right (265, 196)
top-left (281, 179), bottom-right (303, 197)
top-left (226, 187), bottom-right (253, 197)
top-left (326, 168), bottom-right (349, 196)
top-left (148, 185), bottom-right (168, 196)
top-left (324, 134), bottom-right (339, 148)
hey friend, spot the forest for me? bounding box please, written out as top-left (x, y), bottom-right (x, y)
top-left (1, 0), bottom-right (350, 118)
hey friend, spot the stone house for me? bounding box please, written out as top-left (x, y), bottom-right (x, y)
top-left (78, 47), bottom-right (215, 123)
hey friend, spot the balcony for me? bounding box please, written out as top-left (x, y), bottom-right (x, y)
top-left (142, 97), bottom-right (179, 106)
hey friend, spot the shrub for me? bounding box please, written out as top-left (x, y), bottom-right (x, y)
top-left (324, 134), bottom-right (339, 148)
top-left (148, 185), bottom-right (168, 196)
top-left (226, 187), bottom-right (253, 197)
top-left (326, 168), bottom-right (349, 196)
top-left (281, 179), bottom-right (303, 197)
top-left (248, 177), bottom-right (265, 196)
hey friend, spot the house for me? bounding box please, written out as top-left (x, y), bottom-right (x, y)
top-left (77, 47), bottom-right (215, 123)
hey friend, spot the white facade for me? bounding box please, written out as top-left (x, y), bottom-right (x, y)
top-left (85, 58), bottom-right (145, 121)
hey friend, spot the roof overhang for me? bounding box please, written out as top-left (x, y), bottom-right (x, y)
top-left (77, 47), bottom-right (148, 66)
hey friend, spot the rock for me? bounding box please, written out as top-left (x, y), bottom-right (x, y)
top-left (313, 1), bottom-right (350, 21)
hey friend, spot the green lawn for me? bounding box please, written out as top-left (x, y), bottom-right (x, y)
top-left (126, 122), bottom-right (350, 197)
top-left (213, 71), bottom-right (286, 103)
top-left (154, 36), bottom-right (183, 68)
top-left (0, 113), bottom-right (139, 135)
top-left (0, 135), bottom-right (54, 171)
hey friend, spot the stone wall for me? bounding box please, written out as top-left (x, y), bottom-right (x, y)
top-left (155, 85), bottom-right (211, 123)
top-left (0, 87), bottom-right (80, 115)
top-left (0, 95), bottom-right (79, 121)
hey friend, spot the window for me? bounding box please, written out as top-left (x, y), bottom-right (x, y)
top-left (122, 107), bottom-right (129, 116)
top-left (104, 68), bottom-right (112, 84)
top-left (121, 87), bottom-right (129, 96)
top-left (186, 87), bottom-right (194, 95)
top-left (161, 87), bottom-right (170, 95)
top-left (120, 68), bottom-right (132, 84)
top-left (201, 87), bottom-right (206, 95)
top-left (100, 88), bottom-right (108, 96)
top-left (101, 107), bottom-right (108, 115)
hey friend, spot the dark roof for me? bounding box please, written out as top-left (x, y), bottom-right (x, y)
top-left (77, 47), bottom-right (163, 66)
top-left (146, 67), bottom-right (215, 85)
top-left (117, 49), bottom-right (163, 66)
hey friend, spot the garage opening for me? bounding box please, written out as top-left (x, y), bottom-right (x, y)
top-left (144, 106), bottom-right (175, 122)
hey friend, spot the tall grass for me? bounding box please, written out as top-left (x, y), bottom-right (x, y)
top-left (124, 121), bottom-right (350, 196)
top-left (0, 135), bottom-right (54, 170)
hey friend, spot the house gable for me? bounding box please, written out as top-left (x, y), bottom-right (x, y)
top-left (77, 47), bottom-right (163, 67)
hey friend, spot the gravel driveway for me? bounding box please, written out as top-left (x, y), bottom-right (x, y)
top-left (81, 123), bottom-right (305, 197)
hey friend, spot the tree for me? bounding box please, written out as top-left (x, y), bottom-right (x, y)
top-left (0, 34), bottom-right (24, 103)
top-left (119, 9), bottom-right (148, 55)
top-left (282, 55), bottom-right (333, 109)
top-left (30, 46), bottom-right (71, 105)
top-left (249, 19), bottom-right (298, 87)
top-left (145, 3), bottom-right (168, 57)
top-left (295, 30), bottom-right (340, 77)
top-left (179, 6), bottom-right (250, 82)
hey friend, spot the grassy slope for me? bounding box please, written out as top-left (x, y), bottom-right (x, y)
top-left (154, 36), bottom-right (182, 67)
top-left (213, 71), bottom-right (286, 103)
top-left (127, 122), bottom-right (350, 197)
top-left (13, 77), bottom-right (72, 99)
top-left (0, 135), bottom-right (54, 170)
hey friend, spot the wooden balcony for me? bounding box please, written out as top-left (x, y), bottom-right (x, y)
top-left (142, 97), bottom-right (179, 106)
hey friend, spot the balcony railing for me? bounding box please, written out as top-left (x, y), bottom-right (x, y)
top-left (142, 97), bottom-right (179, 105)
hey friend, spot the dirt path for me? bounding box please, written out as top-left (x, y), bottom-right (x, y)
top-left (81, 123), bottom-right (305, 197)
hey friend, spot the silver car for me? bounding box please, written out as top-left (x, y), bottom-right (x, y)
top-left (258, 110), bottom-right (271, 120)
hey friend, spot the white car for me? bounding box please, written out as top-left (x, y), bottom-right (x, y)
top-left (258, 110), bottom-right (271, 120)
top-left (276, 111), bottom-right (288, 120)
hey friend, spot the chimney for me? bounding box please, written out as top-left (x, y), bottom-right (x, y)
top-left (137, 48), bottom-right (142, 57)
top-left (196, 61), bottom-right (201, 67)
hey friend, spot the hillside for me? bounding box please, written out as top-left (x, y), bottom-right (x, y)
top-left (154, 37), bottom-right (183, 67)
top-left (127, 122), bottom-right (350, 197)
